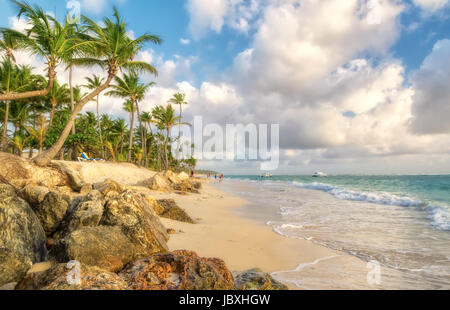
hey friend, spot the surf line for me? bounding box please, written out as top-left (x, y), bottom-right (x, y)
top-left (270, 255), bottom-right (340, 288)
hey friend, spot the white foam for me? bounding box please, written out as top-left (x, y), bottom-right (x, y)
top-left (291, 181), bottom-right (423, 207)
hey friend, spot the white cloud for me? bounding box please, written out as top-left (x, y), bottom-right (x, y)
top-left (186, 0), bottom-right (261, 39)
top-left (180, 38), bottom-right (191, 45)
top-left (412, 0), bottom-right (449, 12)
top-left (410, 39), bottom-right (450, 134)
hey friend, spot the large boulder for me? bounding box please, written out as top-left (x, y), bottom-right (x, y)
top-left (33, 191), bottom-right (70, 236)
top-left (52, 161), bottom-right (84, 192)
top-left (233, 268), bottom-right (288, 290)
top-left (64, 199), bottom-right (104, 234)
top-left (155, 199), bottom-right (195, 224)
top-left (16, 263), bottom-right (129, 290)
top-left (119, 250), bottom-right (234, 290)
top-left (0, 152), bottom-right (68, 189)
top-left (146, 174), bottom-right (172, 192)
top-left (101, 191), bottom-right (169, 257)
top-left (0, 187), bottom-right (47, 286)
top-left (49, 226), bottom-right (134, 272)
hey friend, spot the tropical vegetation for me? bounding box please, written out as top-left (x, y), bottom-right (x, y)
top-left (0, 1), bottom-right (196, 172)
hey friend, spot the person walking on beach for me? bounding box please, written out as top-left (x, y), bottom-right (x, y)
top-left (219, 174), bottom-right (224, 182)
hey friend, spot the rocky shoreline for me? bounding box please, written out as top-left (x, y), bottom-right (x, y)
top-left (0, 153), bottom-right (287, 290)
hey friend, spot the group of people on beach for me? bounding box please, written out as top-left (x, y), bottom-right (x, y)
top-left (207, 173), bottom-right (224, 182)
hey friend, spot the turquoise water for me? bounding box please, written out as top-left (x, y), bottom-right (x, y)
top-left (227, 175), bottom-right (450, 231)
top-left (222, 175), bottom-right (450, 289)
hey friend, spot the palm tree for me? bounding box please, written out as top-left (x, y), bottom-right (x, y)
top-left (34, 7), bottom-right (161, 166)
top-left (47, 80), bottom-right (70, 127)
top-left (0, 59), bottom-right (36, 151)
top-left (0, 1), bottom-right (84, 101)
top-left (106, 73), bottom-right (152, 162)
top-left (111, 118), bottom-right (127, 157)
top-left (0, 30), bottom-right (20, 61)
top-left (26, 115), bottom-right (47, 155)
top-left (83, 74), bottom-right (105, 157)
top-left (9, 135), bottom-right (29, 157)
top-left (140, 111), bottom-right (155, 167)
top-left (152, 104), bottom-right (190, 171)
top-left (168, 92), bottom-right (188, 140)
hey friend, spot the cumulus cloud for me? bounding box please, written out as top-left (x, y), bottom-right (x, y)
top-left (186, 0), bottom-right (261, 39)
top-left (410, 39), bottom-right (450, 134)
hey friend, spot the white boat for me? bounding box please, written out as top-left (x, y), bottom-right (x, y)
top-left (312, 172), bottom-right (327, 177)
top-left (261, 173), bottom-right (273, 178)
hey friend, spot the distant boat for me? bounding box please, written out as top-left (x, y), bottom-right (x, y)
top-left (312, 172), bottom-right (327, 177)
top-left (261, 173), bottom-right (273, 178)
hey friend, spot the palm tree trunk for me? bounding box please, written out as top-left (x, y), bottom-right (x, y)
top-left (135, 102), bottom-right (145, 166)
top-left (128, 106), bottom-right (135, 163)
top-left (49, 99), bottom-right (56, 128)
top-left (96, 95), bottom-right (104, 158)
top-left (33, 74), bottom-right (114, 166)
top-left (164, 127), bottom-right (171, 171)
top-left (0, 66), bottom-right (55, 101)
top-left (1, 100), bottom-right (10, 151)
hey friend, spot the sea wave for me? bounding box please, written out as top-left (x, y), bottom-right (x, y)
top-left (290, 181), bottom-right (450, 231)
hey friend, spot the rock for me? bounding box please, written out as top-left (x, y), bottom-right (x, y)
top-left (16, 263), bottom-right (129, 290)
top-left (20, 185), bottom-right (50, 209)
top-left (172, 180), bottom-right (199, 194)
top-left (178, 172), bottom-right (190, 182)
top-left (49, 226), bottom-right (134, 272)
top-left (165, 171), bottom-right (181, 184)
top-left (0, 153), bottom-right (68, 189)
top-left (156, 199), bottom-right (196, 224)
top-left (34, 191), bottom-right (70, 236)
top-left (147, 174), bottom-right (172, 192)
top-left (93, 179), bottom-right (124, 197)
top-left (119, 250), bottom-right (234, 290)
top-left (167, 228), bottom-right (176, 235)
top-left (46, 238), bottom-right (55, 250)
top-left (65, 199), bottom-right (104, 234)
top-left (191, 181), bottom-right (202, 190)
top-left (79, 184), bottom-right (93, 195)
top-left (232, 268), bottom-right (288, 290)
top-left (0, 195), bottom-right (47, 286)
top-left (101, 191), bottom-right (169, 257)
top-left (0, 183), bottom-right (17, 199)
top-left (0, 282), bottom-right (16, 290)
top-left (52, 161), bottom-right (84, 191)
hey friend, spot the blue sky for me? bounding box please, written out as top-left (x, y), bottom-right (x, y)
top-left (1, 0), bottom-right (450, 174)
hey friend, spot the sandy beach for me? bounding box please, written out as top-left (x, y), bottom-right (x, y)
top-left (147, 180), bottom-right (382, 290)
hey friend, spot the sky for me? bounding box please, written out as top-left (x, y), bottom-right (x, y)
top-left (0, 0), bottom-right (449, 175)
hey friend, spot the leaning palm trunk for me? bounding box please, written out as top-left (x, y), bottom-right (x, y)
top-left (1, 100), bottom-right (10, 151)
top-left (33, 74), bottom-right (114, 166)
top-left (0, 66), bottom-right (56, 101)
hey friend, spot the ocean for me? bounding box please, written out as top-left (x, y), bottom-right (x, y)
top-left (220, 175), bottom-right (450, 289)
